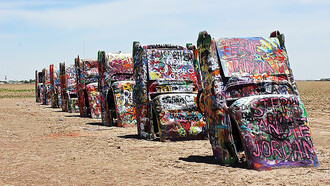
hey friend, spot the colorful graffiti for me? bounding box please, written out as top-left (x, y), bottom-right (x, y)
top-left (153, 94), bottom-right (205, 140)
top-left (50, 64), bottom-right (61, 108)
top-left (112, 81), bottom-right (136, 127)
top-left (196, 30), bottom-right (318, 170)
top-left (76, 57), bottom-right (101, 119)
top-left (60, 62), bottom-right (68, 112)
top-left (217, 38), bottom-right (289, 77)
top-left (147, 49), bottom-right (197, 83)
top-left (231, 95), bottom-right (318, 170)
top-left (65, 64), bottom-right (79, 113)
top-left (35, 71), bottom-right (44, 103)
top-left (133, 42), bottom-right (206, 141)
top-left (98, 51), bottom-right (136, 127)
top-left (86, 83), bottom-right (101, 119)
top-left (41, 68), bottom-right (51, 105)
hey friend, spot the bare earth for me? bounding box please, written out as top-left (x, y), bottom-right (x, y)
top-left (0, 82), bottom-right (329, 185)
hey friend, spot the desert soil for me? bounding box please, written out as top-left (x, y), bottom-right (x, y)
top-left (0, 82), bottom-right (329, 185)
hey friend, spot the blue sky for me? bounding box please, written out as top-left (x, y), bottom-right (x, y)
top-left (0, 0), bottom-right (329, 80)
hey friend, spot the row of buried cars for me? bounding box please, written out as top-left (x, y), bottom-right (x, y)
top-left (35, 30), bottom-right (318, 170)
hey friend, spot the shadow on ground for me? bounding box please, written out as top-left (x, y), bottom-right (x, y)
top-left (118, 134), bottom-right (160, 141)
top-left (65, 114), bottom-right (83, 118)
top-left (179, 155), bottom-right (249, 169)
top-left (86, 122), bottom-right (104, 126)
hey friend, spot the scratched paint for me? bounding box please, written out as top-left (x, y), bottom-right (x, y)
top-left (98, 51), bottom-right (136, 127)
top-left (133, 42), bottom-right (206, 141)
top-left (196, 30), bottom-right (318, 170)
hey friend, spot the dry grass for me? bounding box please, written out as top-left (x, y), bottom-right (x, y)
top-left (0, 83), bottom-right (35, 99)
top-left (296, 81), bottom-right (330, 119)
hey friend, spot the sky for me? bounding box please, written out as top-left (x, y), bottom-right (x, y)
top-left (0, 0), bottom-right (329, 81)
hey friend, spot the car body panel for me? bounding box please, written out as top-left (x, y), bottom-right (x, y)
top-left (152, 93), bottom-right (205, 140)
top-left (111, 80), bottom-right (136, 127)
top-left (230, 94), bottom-right (318, 170)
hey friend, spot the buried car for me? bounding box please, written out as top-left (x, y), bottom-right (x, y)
top-left (35, 70), bottom-right (44, 103)
top-left (66, 64), bottom-right (79, 113)
top-left (59, 62), bottom-right (79, 112)
top-left (98, 51), bottom-right (136, 127)
top-left (195, 30), bottom-right (318, 170)
top-left (41, 68), bottom-right (51, 105)
top-left (75, 57), bottom-right (101, 119)
top-left (59, 62), bottom-right (68, 111)
top-left (49, 64), bottom-right (61, 108)
top-left (133, 42), bottom-right (207, 141)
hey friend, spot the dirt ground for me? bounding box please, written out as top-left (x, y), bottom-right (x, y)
top-left (0, 82), bottom-right (329, 185)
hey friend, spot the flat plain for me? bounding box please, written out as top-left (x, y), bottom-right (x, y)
top-left (0, 81), bottom-right (329, 185)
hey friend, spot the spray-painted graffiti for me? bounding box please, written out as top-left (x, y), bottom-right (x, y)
top-left (152, 94), bottom-right (205, 140)
top-left (231, 95), bottom-right (318, 169)
top-left (76, 57), bottom-right (101, 119)
top-left (147, 49), bottom-right (196, 83)
top-left (50, 64), bottom-right (61, 108)
top-left (65, 65), bottom-right (79, 113)
top-left (195, 30), bottom-right (318, 170)
top-left (112, 81), bottom-right (136, 127)
top-left (217, 38), bottom-right (290, 77)
top-left (133, 42), bottom-right (206, 141)
top-left (41, 68), bottom-right (51, 105)
top-left (98, 51), bottom-right (136, 127)
top-left (60, 62), bottom-right (68, 112)
top-left (35, 71), bottom-right (44, 103)
top-left (86, 83), bottom-right (101, 119)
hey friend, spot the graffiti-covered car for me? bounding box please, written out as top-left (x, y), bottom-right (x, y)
top-left (76, 57), bottom-right (101, 119)
top-left (41, 68), bottom-right (51, 105)
top-left (133, 42), bottom-right (207, 141)
top-left (66, 64), bottom-right (79, 113)
top-left (195, 30), bottom-right (318, 170)
top-left (59, 62), bottom-right (68, 111)
top-left (59, 63), bottom-right (79, 112)
top-left (98, 51), bottom-right (136, 127)
top-left (49, 64), bottom-right (60, 108)
top-left (35, 70), bottom-right (44, 103)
